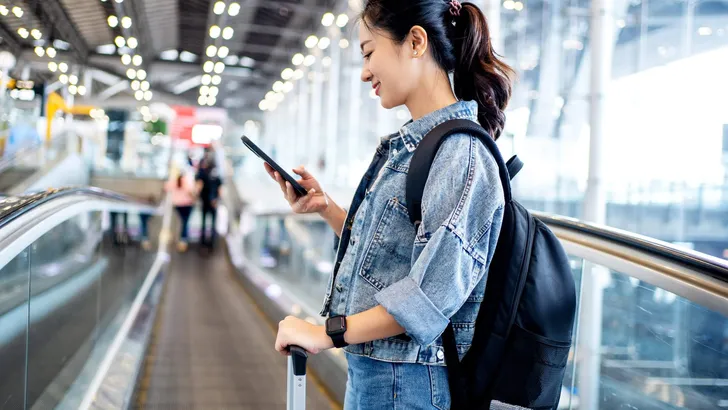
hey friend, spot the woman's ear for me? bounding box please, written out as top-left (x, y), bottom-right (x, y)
top-left (408, 25), bottom-right (428, 57)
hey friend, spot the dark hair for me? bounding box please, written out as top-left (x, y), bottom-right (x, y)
top-left (361, 1), bottom-right (515, 139)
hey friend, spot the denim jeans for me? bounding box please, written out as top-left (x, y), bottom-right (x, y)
top-left (174, 206), bottom-right (193, 240)
top-left (344, 353), bottom-right (451, 410)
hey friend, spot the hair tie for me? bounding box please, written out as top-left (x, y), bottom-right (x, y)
top-left (448, 0), bottom-right (462, 17)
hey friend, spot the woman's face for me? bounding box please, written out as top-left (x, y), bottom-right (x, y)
top-left (359, 23), bottom-right (418, 109)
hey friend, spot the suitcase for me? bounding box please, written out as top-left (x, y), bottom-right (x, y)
top-left (287, 345), bottom-right (308, 410)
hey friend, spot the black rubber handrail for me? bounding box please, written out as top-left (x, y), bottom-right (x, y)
top-left (0, 187), bottom-right (156, 231)
top-left (532, 211), bottom-right (728, 282)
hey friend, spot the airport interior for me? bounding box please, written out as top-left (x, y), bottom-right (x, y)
top-left (0, 0), bottom-right (727, 409)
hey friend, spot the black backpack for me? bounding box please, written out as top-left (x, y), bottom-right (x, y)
top-left (406, 119), bottom-right (577, 410)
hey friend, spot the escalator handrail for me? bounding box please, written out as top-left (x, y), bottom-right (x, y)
top-left (532, 211), bottom-right (728, 281)
top-left (256, 209), bottom-right (728, 281)
top-left (0, 186), bottom-right (157, 230)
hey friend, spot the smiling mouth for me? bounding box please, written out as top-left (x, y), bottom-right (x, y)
top-left (373, 82), bottom-right (381, 96)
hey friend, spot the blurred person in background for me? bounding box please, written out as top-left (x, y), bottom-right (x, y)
top-left (165, 164), bottom-right (196, 252)
top-left (196, 150), bottom-right (223, 252)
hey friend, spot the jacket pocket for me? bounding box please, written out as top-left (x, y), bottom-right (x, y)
top-left (358, 197), bottom-right (415, 291)
top-left (491, 325), bottom-right (571, 410)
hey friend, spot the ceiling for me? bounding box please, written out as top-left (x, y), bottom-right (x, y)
top-left (0, 0), bottom-right (339, 110)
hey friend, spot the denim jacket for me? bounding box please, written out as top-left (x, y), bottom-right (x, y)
top-left (321, 100), bottom-right (505, 366)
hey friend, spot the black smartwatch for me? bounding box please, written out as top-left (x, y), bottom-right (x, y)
top-left (325, 315), bottom-right (348, 348)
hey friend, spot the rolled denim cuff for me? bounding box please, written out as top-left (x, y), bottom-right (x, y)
top-left (375, 276), bottom-right (449, 346)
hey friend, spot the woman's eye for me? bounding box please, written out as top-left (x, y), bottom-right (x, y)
top-left (363, 52), bottom-right (372, 60)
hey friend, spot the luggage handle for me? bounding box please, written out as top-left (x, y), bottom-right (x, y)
top-left (287, 345), bottom-right (308, 410)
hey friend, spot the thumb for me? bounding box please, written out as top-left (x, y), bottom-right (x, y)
top-left (292, 166), bottom-right (313, 179)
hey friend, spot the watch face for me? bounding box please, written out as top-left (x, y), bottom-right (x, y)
top-left (327, 316), bottom-right (345, 334)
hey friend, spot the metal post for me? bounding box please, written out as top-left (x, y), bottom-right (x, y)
top-left (577, 0), bottom-right (615, 408)
top-left (346, 44), bottom-right (362, 188)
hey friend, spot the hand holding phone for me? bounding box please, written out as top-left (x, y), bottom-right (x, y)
top-left (264, 163), bottom-right (330, 215)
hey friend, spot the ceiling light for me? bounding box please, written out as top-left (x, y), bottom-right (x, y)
top-left (12, 6), bottom-right (22, 17)
top-left (214, 61), bottom-right (225, 73)
top-left (121, 54), bottom-right (132, 65)
top-left (127, 68), bottom-right (137, 79)
top-left (206, 45), bottom-right (217, 57)
top-left (224, 55), bottom-right (239, 65)
top-left (135, 90), bottom-right (144, 100)
top-left (0, 6), bottom-right (8, 16)
top-left (108, 15), bottom-right (119, 27)
top-left (31, 29), bottom-right (42, 40)
top-left (514, 1), bottom-right (524, 11)
top-left (305, 35), bottom-right (318, 49)
top-left (128, 37), bottom-right (138, 49)
top-left (207, 96), bottom-right (216, 106)
top-left (322, 12), bottom-right (335, 27)
top-left (336, 14), bottom-right (349, 27)
top-left (201, 74), bottom-right (212, 85)
top-left (144, 91), bottom-right (153, 101)
top-left (48, 62), bottom-right (57, 72)
top-left (133, 55), bottom-right (143, 66)
top-left (292, 53), bottom-right (304, 66)
top-left (141, 81), bottom-right (150, 91)
top-left (131, 80), bottom-right (140, 90)
top-left (283, 81), bottom-right (294, 93)
top-left (303, 55), bottom-right (315, 66)
top-left (137, 69), bottom-right (147, 80)
top-left (211, 75), bottom-right (222, 85)
top-left (17, 28), bottom-right (28, 39)
top-left (200, 85), bottom-right (210, 96)
top-left (339, 39), bottom-right (350, 49)
top-left (218, 46), bottom-right (229, 58)
top-left (121, 16), bottom-right (132, 28)
top-left (46, 47), bottom-right (57, 58)
top-left (59, 74), bottom-right (68, 84)
top-left (272, 92), bottom-right (284, 103)
top-left (59, 62), bottom-right (68, 73)
top-left (209, 86), bottom-right (219, 97)
top-left (293, 69), bottom-right (304, 80)
top-left (69, 75), bottom-right (78, 85)
top-left (204, 61), bottom-right (214, 73)
top-left (322, 56), bottom-right (332, 67)
top-left (35, 46), bottom-right (45, 57)
top-left (259, 100), bottom-right (268, 111)
top-left (210, 25), bottom-right (221, 38)
top-left (115, 36), bottom-right (126, 47)
top-left (281, 68), bottom-right (294, 80)
top-left (69, 85), bottom-right (77, 95)
top-left (161, 49), bottom-right (180, 61)
top-left (698, 26), bottom-right (713, 36)
top-left (222, 27), bottom-right (234, 40)
top-left (273, 81), bottom-right (284, 92)
top-left (228, 2), bottom-right (240, 16)
top-left (78, 85), bottom-right (87, 95)
top-left (265, 91), bottom-right (275, 100)
top-left (240, 56), bottom-right (255, 68)
top-left (318, 37), bottom-right (330, 50)
top-left (214, 1), bottom-right (225, 14)
top-left (198, 95), bottom-right (208, 105)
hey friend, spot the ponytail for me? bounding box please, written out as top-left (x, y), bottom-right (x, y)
top-left (361, 0), bottom-right (515, 140)
top-left (451, 3), bottom-right (515, 140)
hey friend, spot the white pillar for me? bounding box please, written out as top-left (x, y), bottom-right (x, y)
top-left (480, 0), bottom-right (503, 54)
top-left (308, 48), bottom-right (324, 171)
top-left (296, 67), bottom-right (310, 167)
top-left (346, 45), bottom-right (362, 189)
top-left (324, 27), bottom-right (342, 186)
top-left (577, 0), bottom-right (615, 408)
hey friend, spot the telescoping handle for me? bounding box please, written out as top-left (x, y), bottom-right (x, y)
top-left (287, 345), bottom-right (308, 410)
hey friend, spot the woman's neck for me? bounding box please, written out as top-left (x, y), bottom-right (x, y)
top-left (404, 71), bottom-right (458, 121)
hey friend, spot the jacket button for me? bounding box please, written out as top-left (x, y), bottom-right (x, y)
top-left (350, 237), bottom-right (356, 245)
top-left (336, 284), bottom-right (343, 292)
top-left (436, 349), bottom-right (444, 360)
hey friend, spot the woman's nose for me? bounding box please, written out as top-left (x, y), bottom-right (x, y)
top-left (360, 67), bottom-right (372, 83)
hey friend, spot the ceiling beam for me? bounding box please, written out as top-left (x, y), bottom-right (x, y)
top-left (255, 0), bottom-right (331, 16)
top-left (33, 0), bottom-right (90, 62)
top-left (0, 21), bottom-right (22, 56)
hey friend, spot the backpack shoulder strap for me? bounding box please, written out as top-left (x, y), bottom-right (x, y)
top-left (405, 119), bottom-right (514, 226)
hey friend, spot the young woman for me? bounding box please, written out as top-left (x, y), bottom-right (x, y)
top-left (270, 1), bottom-right (514, 408)
top-left (164, 167), bottom-right (196, 252)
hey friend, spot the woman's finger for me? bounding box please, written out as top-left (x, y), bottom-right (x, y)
top-left (285, 181), bottom-right (297, 204)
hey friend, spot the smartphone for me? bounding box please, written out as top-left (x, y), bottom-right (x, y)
top-left (241, 136), bottom-right (308, 197)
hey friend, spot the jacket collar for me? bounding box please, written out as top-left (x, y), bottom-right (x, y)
top-left (395, 100), bottom-right (479, 152)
